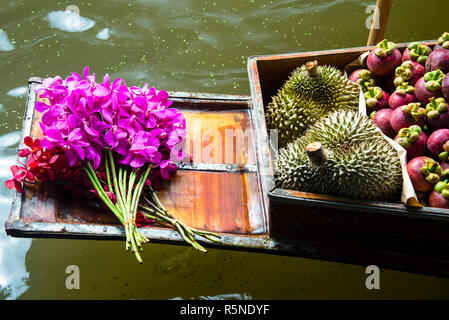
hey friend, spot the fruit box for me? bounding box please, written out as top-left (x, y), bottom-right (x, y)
top-left (247, 41), bottom-right (449, 276)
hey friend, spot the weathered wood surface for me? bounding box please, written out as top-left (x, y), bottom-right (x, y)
top-left (366, 0), bottom-right (393, 46)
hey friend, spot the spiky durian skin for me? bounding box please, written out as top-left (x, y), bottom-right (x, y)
top-left (275, 110), bottom-right (403, 202)
top-left (266, 65), bottom-right (360, 147)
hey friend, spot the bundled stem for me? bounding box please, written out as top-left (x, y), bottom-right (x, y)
top-left (83, 150), bottom-right (151, 263)
top-left (83, 150), bottom-right (220, 260)
top-left (139, 187), bottom-right (221, 252)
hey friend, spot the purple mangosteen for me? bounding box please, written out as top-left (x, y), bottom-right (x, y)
top-left (429, 168), bottom-right (449, 209)
top-left (364, 86), bottom-right (389, 111)
top-left (425, 49), bottom-right (449, 74)
top-left (407, 156), bottom-right (441, 192)
top-left (367, 39), bottom-right (402, 77)
top-left (425, 97), bottom-right (449, 131)
top-left (394, 125), bottom-right (428, 162)
top-left (427, 128), bottom-right (449, 161)
top-left (402, 41), bottom-right (432, 66)
top-left (394, 60), bottom-right (425, 87)
top-left (429, 188), bottom-right (449, 209)
top-left (348, 69), bottom-right (377, 91)
top-left (371, 108), bottom-right (395, 138)
top-left (389, 82), bottom-right (416, 109)
top-left (390, 102), bottom-right (427, 133)
top-left (442, 73), bottom-right (449, 100)
top-left (414, 69), bottom-right (445, 104)
top-left (441, 161), bottom-right (449, 172)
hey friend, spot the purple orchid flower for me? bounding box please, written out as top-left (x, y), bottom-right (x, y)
top-left (35, 66), bottom-right (188, 178)
top-left (41, 127), bottom-right (89, 166)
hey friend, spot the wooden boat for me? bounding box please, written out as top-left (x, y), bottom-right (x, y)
top-left (247, 40), bottom-right (449, 277)
top-left (5, 40), bottom-right (449, 277)
top-left (6, 78), bottom-right (277, 251)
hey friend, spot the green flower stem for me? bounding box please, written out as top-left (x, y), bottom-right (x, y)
top-left (119, 168), bottom-right (131, 251)
top-left (147, 191), bottom-right (217, 240)
top-left (103, 153), bottom-right (144, 262)
top-left (140, 192), bottom-right (221, 251)
top-left (141, 209), bottom-right (171, 226)
top-left (130, 166), bottom-right (151, 246)
top-left (112, 161), bottom-right (133, 251)
top-left (127, 170), bottom-right (138, 220)
top-left (107, 151), bottom-right (126, 218)
top-left (104, 151), bottom-right (113, 198)
top-left (141, 201), bottom-right (204, 251)
top-left (131, 166), bottom-right (151, 219)
top-left (108, 151), bottom-right (124, 207)
top-left (124, 169), bottom-right (139, 255)
top-left (85, 165), bottom-right (134, 251)
top-left (125, 170), bottom-right (138, 253)
top-left (83, 166), bottom-right (123, 224)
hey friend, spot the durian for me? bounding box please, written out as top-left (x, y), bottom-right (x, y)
top-left (266, 61), bottom-right (360, 147)
top-left (275, 110), bottom-right (403, 201)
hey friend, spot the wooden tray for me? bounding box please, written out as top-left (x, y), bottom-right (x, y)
top-left (5, 79), bottom-right (275, 246)
top-left (247, 41), bottom-right (449, 277)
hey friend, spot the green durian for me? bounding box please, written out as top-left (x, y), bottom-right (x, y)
top-left (275, 110), bottom-right (403, 201)
top-left (266, 61), bottom-right (360, 147)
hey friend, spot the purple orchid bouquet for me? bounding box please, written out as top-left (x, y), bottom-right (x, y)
top-left (33, 67), bottom-right (220, 262)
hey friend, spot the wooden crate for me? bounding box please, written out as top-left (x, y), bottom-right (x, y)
top-left (247, 42), bottom-right (449, 277)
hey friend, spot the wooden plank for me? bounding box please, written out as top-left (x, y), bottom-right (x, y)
top-left (366, 0), bottom-right (393, 46)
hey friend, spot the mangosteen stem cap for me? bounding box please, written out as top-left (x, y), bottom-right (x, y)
top-left (375, 39), bottom-right (396, 56)
top-left (408, 42), bottom-right (430, 63)
top-left (438, 32), bottom-right (449, 49)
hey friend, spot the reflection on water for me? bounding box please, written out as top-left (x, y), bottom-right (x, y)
top-left (0, 0), bottom-right (449, 300)
top-left (46, 10), bottom-right (95, 33)
top-left (199, 293), bottom-right (252, 300)
top-left (0, 132), bottom-right (31, 300)
top-left (172, 293), bottom-right (252, 300)
top-left (95, 28), bottom-right (111, 41)
top-left (0, 29), bottom-right (15, 52)
top-left (6, 86), bottom-right (27, 98)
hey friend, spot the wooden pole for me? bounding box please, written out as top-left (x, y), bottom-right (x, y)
top-left (366, 0), bottom-right (393, 46)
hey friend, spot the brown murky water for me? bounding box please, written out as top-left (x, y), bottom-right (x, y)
top-left (1, 0), bottom-right (448, 299)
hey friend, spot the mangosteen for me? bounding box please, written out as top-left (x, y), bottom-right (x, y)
top-left (442, 73), bottom-right (449, 100)
top-left (394, 60), bottom-right (425, 87)
top-left (389, 82), bottom-right (416, 109)
top-left (425, 97), bottom-right (449, 131)
top-left (407, 156), bottom-right (441, 192)
top-left (429, 168), bottom-right (449, 209)
top-left (425, 49), bottom-right (449, 74)
top-left (427, 128), bottom-right (449, 161)
top-left (394, 125), bottom-right (428, 162)
top-left (414, 69), bottom-right (445, 104)
top-left (348, 69), bottom-right (377, 92)
top-left (390, 102), bottom-right (427, 132)
top-left (402, 42), bottom-right (432, 66)
top-left (371, 108), bottom-right (395, 138)
top-left (367, 39), bottom-right (402, 77)
top-left (364, 86), bottom-right (389, 111)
